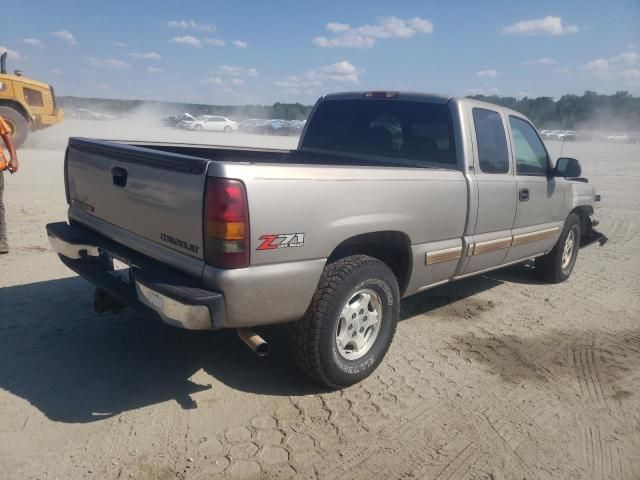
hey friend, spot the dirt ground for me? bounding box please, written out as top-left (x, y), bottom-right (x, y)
top-left (1, 120), bottom-right (639, 479)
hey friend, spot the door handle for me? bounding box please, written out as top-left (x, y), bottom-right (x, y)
top-left (519, 188), bottom-right (530, 201)
top-left (111, 167), bottom-right (128, 187)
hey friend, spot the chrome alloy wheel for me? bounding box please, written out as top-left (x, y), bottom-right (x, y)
top-left (561, 228), bottom-right (576, 270)
top-left (335, 289), bottom-right (383, 360)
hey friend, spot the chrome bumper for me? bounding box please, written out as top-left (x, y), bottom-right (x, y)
top-left (47, 234), bottom-right (100, 260)
top-left (135, 282), bottom-right (212, 330)
top-left (46, 222), bottom-right (222, 331)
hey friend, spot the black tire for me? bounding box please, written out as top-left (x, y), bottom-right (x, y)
top-left (535, 213), bottom-right (581, 283)
top-left (291, 255), bottom-right (400, 389)
top-left (0, 106), bottom-right (29, 148)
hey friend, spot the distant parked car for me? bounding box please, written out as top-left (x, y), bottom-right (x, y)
top-left (177, 115), bottom-right (204, 130)
top-left (540, 129), bottom-right (560, 139)
top-left (238, 118), bottom-right (267, 134)
top-left (163, 113), bottom-right (196, 127)
top-left (258, 119), bottom-right (295, 136)
top-left (607, 133), bottom-right (630, 143)
top-left (74, 108), bottom-right (115, 121)
top-left (188, 116), bottom-right (238, 133)
top-left (289, 120), bottom-right (306, 134)
top-left (558, 130), bottom-right (578, 142)
top-left (545, 130), bottom-right (576, 141)
top-left (162, 115), bottom-right (178, 127)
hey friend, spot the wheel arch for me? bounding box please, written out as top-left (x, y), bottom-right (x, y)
top-left (570, 205), bottom-right (594, 236)
top-left (0, 99), bottom-right (32, 124)
top-left (327, 230), bottom-right (413, 295)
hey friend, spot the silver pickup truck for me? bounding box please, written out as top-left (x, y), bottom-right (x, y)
top-left (47, 91), bottom-right (601, 388)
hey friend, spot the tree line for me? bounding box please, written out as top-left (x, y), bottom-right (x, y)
top-left (468, 91), bottom-right (640, 130)
top-left (59, 91), bottom-right (639, 129)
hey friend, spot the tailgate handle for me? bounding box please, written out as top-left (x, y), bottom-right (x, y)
top-left (111, 167), bottom-right (128, 187)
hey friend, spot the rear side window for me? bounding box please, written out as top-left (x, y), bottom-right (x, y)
top-left (472, 108), bottom-right (509, 174)
top-left (509, 116), bottom-right (549, 175)
top-left (302, 99), bottom-right (457, 167)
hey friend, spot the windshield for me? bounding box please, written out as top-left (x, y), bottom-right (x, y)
top-left (302, 99), bottom-right (456, 167)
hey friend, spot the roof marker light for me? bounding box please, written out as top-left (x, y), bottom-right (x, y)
top-left (364, 91), bottom-right (399, 98)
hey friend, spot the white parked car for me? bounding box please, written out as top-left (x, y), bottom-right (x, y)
top-left (177, 114), bottom-right (200, 130)
top-left (607, 133), bottom-right (630, 143)
top-left (556, 130), bottom-right (578, 141)
top-left (540, 129), bottom-right (562, 139)
top-left (547, 130), bottom-right (566, 140)
top-left (190, 116), bottom-right (238, 133)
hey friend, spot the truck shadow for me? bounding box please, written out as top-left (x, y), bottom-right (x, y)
top-left (0, 271), bottom-right (508, 424)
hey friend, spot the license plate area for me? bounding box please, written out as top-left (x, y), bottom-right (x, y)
top-left (103, 250), bottom-right (133, 284)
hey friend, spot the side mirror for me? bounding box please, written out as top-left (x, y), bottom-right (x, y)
top-left (554, 157), bottom-right (582, 178)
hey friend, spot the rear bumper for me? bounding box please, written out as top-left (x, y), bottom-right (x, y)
top-left (46, 222), bottom-right (225, 330)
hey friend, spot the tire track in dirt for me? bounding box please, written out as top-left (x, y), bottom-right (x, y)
top-left (433, 442), bottom-right (483, 480)
top-left (599, 214), bottom-right (640, 248)
top-left (579, 424), bottom-right (631, 480)
top-left (570, 345), bottom-right (610, 409)
top-left (592, 327), bottom-right (640, 355)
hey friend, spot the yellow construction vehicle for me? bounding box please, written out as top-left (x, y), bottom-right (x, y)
top-left (0, 51), bottom-right (64, 147)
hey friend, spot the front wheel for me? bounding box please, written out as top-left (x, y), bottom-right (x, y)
top-left (194, 125), bottom-right (203, 131)
top-left (0, 106), bottom-right (29, 148)
top-left (535, 213), bottom-right (581, 283)
top-left (224, 126), bottom-right (231, 133)
top-left (290, 255), bottom-right (400, 389)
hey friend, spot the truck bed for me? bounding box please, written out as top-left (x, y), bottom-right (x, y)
top-left (114, 139), bottom-right (453, 169)
top-left (65, 135), bottom-right (467, 278)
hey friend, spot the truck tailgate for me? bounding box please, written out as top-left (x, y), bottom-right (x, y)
top-left (65, 138), bottom-right (209, 261)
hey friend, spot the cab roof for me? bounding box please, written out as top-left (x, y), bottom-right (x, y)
top-left (0, 73), bottom-right (51, 90)
top-left (321, 91), bottom-right (526, 119)
top-left (322, 91), bottom-right (453, 104)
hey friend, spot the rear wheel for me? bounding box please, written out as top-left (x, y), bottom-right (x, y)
top-left (0, 106), bottom-right (29, 148)
top-left (535, 213), bottom-right (581, 283)
top-left (291, 255), bottom-right (400, 389)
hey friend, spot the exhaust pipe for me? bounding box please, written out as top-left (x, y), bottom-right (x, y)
top-left (1, 52), bottom-right (7, 75)
top-left (237, 328), bottom-right (269, 356)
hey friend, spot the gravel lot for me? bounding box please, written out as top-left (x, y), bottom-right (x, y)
top-left (1, 119), bottom-right (638, 479)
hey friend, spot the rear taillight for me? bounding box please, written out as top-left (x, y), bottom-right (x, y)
top-left (204, 178), bottom-right (250, 268)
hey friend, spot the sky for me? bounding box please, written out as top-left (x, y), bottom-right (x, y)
top-left (3, 0), bottom-right (639, 105)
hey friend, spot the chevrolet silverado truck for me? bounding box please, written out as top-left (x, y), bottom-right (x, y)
top-left (46, 91), bottom-right (602, 388)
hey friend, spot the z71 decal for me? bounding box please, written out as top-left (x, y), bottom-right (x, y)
top-left (257, 233), bottom-right (305, 250)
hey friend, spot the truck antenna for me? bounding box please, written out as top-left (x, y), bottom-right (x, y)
top-left (559, 116), bottom-right (569, 158)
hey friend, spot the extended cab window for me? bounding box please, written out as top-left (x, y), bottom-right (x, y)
top-left (509, 116), bottom-right (549, 175)
top-left (472, 108), bottom-right (509, 174)
top-left (302, 99), bottom-right (456, 167)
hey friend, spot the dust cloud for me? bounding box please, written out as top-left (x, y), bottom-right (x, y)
top-left (24, 103), bottom-right (299, 152)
